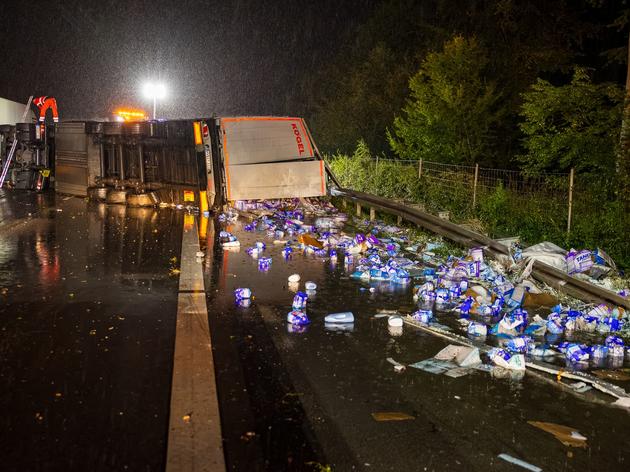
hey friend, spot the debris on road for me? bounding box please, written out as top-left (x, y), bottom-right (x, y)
top-left (488, 348), bottom-right (526, 371)
top-left (433, 345), bottom-right (481, 367)
top-left (371, 412), bottom-right (415, 422)
top-left (497, 453), bottom-right (542, 472)
top-left (386, 357), bottom-right (406, 373)
top-left (591, 370), bottom-right (630, 382)
top-left (527, 421), bottom-right (588, 448)
top-left (287, 310), bottom-right (310, 325)
top-left (234, 288), bottom-right (252, 301)
top-left (324, 312), bottom-right (354, 324)
top-left (409, 358), bottom-right (456, 375)
top-left (217, 197), bottom-right (630, 405)
top-left (220, 231), bottom-right (240, 247)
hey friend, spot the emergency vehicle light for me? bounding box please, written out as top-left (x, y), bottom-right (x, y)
top-left (115, 109), bottom-right (148, 121)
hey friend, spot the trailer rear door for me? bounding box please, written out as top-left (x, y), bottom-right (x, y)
top-left (220, 117), bottom-right (326, 200)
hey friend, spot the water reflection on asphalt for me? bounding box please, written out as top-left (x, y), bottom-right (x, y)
top-left (0, 193), bottom-right (182, 472)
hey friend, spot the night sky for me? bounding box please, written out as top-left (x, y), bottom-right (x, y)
top-left (0, 0), bottom-right (374, 120)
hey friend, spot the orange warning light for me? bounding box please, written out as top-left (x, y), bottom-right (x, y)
top-left (193, 121), bottom-right (203, 145)
top-left (115, 109), bottom-right (148, 121)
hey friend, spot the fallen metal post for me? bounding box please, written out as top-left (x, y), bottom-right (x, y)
top-left (472, 163), bottom-right (479, 208)
top-left (567, 167), bottom-right (574, 235)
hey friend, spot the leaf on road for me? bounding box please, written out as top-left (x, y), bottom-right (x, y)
top-left (298, 234), bottom-right (324, 249)
top-left (372, 412), bottom-right (415, 421)
top-left (528, 421), bottom-right (587, 448)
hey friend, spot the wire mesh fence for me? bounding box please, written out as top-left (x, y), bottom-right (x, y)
top-left (385, 158), bottom-right (570, 195)
top-left (373, 157), bottom-right (571, 210)
top-left (328, 153), bottom-right (628, 267)
top-left (332, 155), bottom-right (574, 235)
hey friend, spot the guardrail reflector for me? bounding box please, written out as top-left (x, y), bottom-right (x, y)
top-left (199, 190), bottom-right (208, 213)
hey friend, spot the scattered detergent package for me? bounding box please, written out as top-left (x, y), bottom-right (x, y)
top-left (467, 321), bottom-right (488, 337)
top-left (246, 246), bottom-right (263, 257)
top-left (292, 291), bottom-right (308, 310)
top-left (218, 198), bottom-right (629, 384)
top-left (506, 336), bottom-right (532, 354)
top-left (435, 287), bottom-right (450, 304)
top-left (566, 249), bottom-right (594, 275)
top-left (234, 288), bottom-right (252, 300)
top-left (305, 281), bottom-right (317, 291)
top-left (488, 348), bottom-right (512, 368)
top-left (411, 309), bottom-right (433, 324)
top-left (287, 310), bottom-right (310, 325)
top-left (324, 312), bottom-right (354, 324)
top-left (605, 335), bottom-right (625, 357)
top-left (258, 256), bottom-right (272, 271)
top-left (220, 231), bottom-right (240, 247)
top-left (591, 345), bottom-right (609, 359)
top-left (565, 344), bottom-right (589, 363)
top-left (468, 247), bottom-right (484, 263)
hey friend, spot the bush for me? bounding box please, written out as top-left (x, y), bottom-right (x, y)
top-left (328, 141), bottom-right (629, 269)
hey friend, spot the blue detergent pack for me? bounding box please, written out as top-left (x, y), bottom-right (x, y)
top-left (222, 200), bottom-right (628, 370)
top-left (258, 256), bottom-right (272, 271)
top-left (467, 321), bottom-right (488, 337)
top-left (565, 344), bottom-right (590, 363)
top-left (605, 335), bottom-right (625, 357)
top-left (505, 336), bottom-right (532, 354)
top-left (292, 291), bottom-right (308, 310)
top-left (287, 310), bottom-right (310, 325)
top-left (234, 288), bottom-right (252, 300)
top-left (411, 309), bottom-right (433, 324)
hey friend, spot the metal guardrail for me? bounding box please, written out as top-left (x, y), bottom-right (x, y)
top-left (530, 262), bottom-right (629, 309)
top-left (334, 187), bottom-right (630, 310)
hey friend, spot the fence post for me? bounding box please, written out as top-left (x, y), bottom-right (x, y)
top-left (418, 159), bottom-right (423, 179)
top-left (376, 154), bottom-right (379, 172)
top-left (567, 168), bottom-right (574, 235)
top-left (472, 163), bottom-right (479, 208)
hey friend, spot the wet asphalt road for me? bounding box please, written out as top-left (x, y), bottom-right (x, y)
top-left (205, 218), bottom-right (630, 472)
top-left (0, 190), bottom-right (182, 471)
top-left (0, 189), bottom-right (56, 230)
top-left (1, 189), bottom-right (630, 471)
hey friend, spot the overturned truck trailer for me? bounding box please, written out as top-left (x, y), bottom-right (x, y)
top-left (54, 116), bottom-right (328, 208)
top-left (219, 117), bottom-right (326, 201)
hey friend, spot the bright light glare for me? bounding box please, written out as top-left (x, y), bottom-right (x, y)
top-left (143, 82), bottom-right (167, 100)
